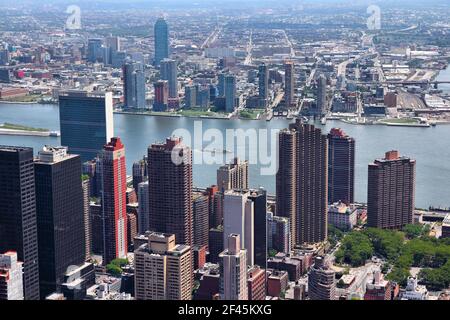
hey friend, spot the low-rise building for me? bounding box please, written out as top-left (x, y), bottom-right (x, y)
top-left (0, 251), bottom-right (24, 300)
top-left (442, 214), bottom-right (450, 238)
top-left (328, 202), bottom-right (358, 231)
top-left (364, 270), bottom-right (391, 300)
top-left (401, 277), bottom-right (428, 300)
top-left (247, 266), bottom-right (266, 300)
top-left (267, 269), bottom-right (289, 298)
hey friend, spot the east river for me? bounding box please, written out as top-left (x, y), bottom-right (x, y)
top-left (1, 102), bottom-right (450, 208)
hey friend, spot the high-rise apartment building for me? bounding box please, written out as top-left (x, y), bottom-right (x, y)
top-left (284, 61), bottom-right (295, 108)
top-left (267, 212), bottom-right (291, 255)
top-left (217, 157), bottom-right (248, 192)
top-left (224, 74), bottom-right (237, 113)
top-left (193, 193), bottom-right (210, 249)
top-left (276, 120), bottom-right (328, 246)
top-left (0, 146), bottom-right (40, 300)
top-left (223, 190), bottom-right (254, 266)
top-left (59, 91), bottom-right (114, 162)
top-left (367, 151), bottom-right (416, 229)
top-left (328, 128), bottom-right (355, 204)
top-left (148, 137), bottom-right (193, 247)
top-left (184, 84), bottom-right (197, 108)
top-left (258, 63), bottom-right (269, 105)
top-left (101, 138), bottom-right (128, 264)
top-left (153, 80), bottom-right (169, 111)
top-left (134, 232), bottom-right (192, 300)
top-left (137, 181), bottom-right (149, 234)
top-left (0, 251), bottom-right (24, 300)
top-left (160, 59), bottom-right (178, 98)
top-left (154, 18), bottom-right (169, 66)
top-left (123, 60), bottom-right (146, 109)
top-left (132, 156), bottom-right (148, 194)
top-left (34, 146), bottom-right (86, 298)
top-left (317, 74), bottom-right (327, 116)
top-left (82, 176), bottom-right (91, 260)
top-left (308, 256), bottom-right (336, 300)
top-left (219, 234), bottom-right (248, 300)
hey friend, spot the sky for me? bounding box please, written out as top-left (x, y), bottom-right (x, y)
top-left (0, 0), bottom-right (448, 13)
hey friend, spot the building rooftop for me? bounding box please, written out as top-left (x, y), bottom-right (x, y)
top-left (443, 213), bottom-right (450, 226)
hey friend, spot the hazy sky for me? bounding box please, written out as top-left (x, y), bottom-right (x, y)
top-left (0, 0), bottom-right (448, 10)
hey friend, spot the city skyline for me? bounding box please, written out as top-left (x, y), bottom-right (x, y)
top-left (0, 0), bottom-right (449, 305)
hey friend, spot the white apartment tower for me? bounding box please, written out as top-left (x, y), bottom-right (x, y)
top-left (219, 234), bottom-right (248, 300)
top-left (134, 232), bottom-right (192, 300)
top-left (223, 190), bottom-right (254, 266)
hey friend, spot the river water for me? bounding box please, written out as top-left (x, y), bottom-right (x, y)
top-left (1, 101), bottom-right (449, 208)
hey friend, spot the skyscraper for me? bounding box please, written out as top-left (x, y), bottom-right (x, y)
top-left (276, 120), bottom-right (328, 246)
top-left (153, 80), bottom-right (169, 111)
top-left (193, 193), bottom-right (209, 249)
top-left (284, 61), bottom-right (295, 108)
top-left (147, 137), bottom-right (193, 247)
top-left (154, 17), bottom-right (169, 66)
top-left (267, 212), bottom-right (291, 255)
top-left (184, 84), bottom-right (197, 108)
top-left (218, 73), bottom-right (226, 97)
top-left (87, 38), bottom-right (103, 63)
top-left (328, 128), bottom-right (355, 205)
top-left (317, 74), bottom-right (327, 116)
top-left (106, 36), bottom-right (121, 62)
top-left (217, 157), bottom-right (249, 192)
top-left (0, 251), bottom-right (24, 300)
top-left (367, 151), bottom-right (416, 229)
top-left (308, 256), bottom-right (336, 300)
top-left (208, 227), bottom-right (224, 264)
top-left (0, 146), bottom-right (40, 300)
top-left (101, 138), bottom-right (128, 264)
top-left (134, 232), bottom-right (192, 300)
top-left (137, 181), bottom-right (149, 235)
top-left (224, 74), bottom-right (237, 113)
top-left (123, 60), bottom-right (146, 109)
top-left (160, 59), bottom-right (178, 99)
top-left (132, 156), bottom-right (148, 194)
top-left (223, 190), bottom-right (254, 266)
top-left (258, 63), bottom-right (269, 106)
top-left (59, 91), bottom-right (114, 163)
top-left (219, 234), bottom-right (248, 300)
top-left (82, 176), bottom-right (91, 261)
top-left (34, 146), bottom-right (85, 298)
top-left (248, 188), bottom-right (267, 270)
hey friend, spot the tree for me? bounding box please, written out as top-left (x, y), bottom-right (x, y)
top-left (403, 224), bottom-right (423, 239)
top-left (268, 249), bottom-right (278, 258)
top-left (106, 263), bottom-right (123, 277)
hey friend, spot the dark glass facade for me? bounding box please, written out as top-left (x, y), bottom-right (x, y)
top-left (0, 146), bottom-right (40, 300)
top-left (59, 92), bottom-right (113, 163)
top-left (34, 151), bottom-right (85, 298)
top-left (248, 189), bottom-right (267, 270)
top-left (154, 18), bottom-right (169, 66)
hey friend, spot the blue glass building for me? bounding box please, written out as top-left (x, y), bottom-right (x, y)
top-left (59, 91), bottom-right (114, 162)
top-left (154, 18), bottom-right (169, 66)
